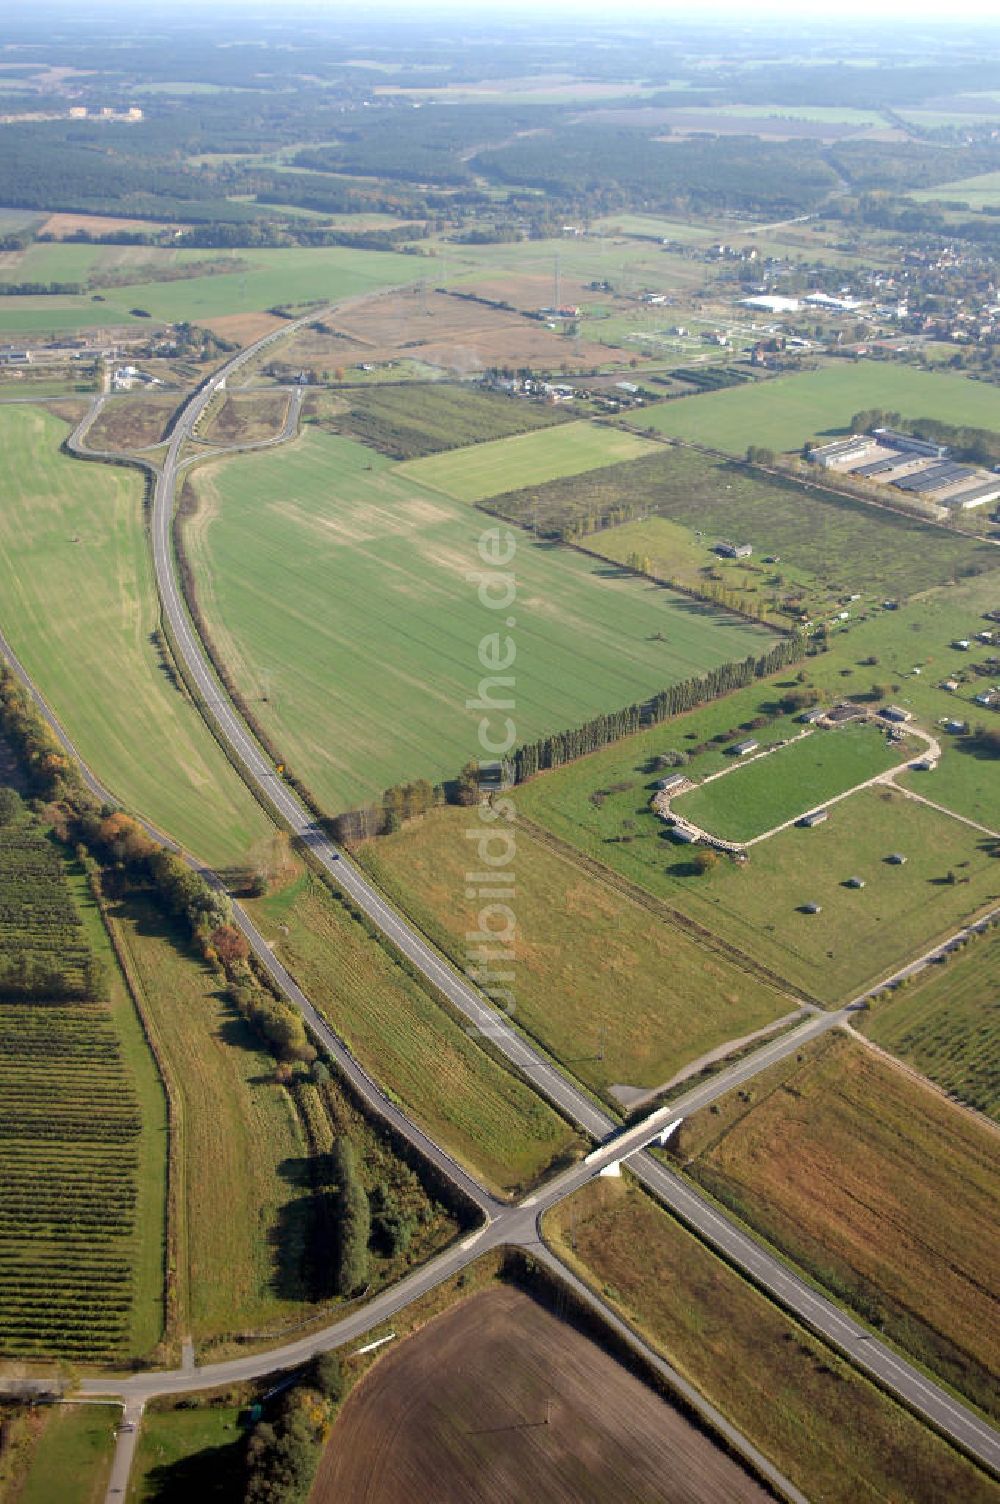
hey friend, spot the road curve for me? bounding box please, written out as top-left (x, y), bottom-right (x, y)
top-left (55, 318), bottom-right (1000, 1477)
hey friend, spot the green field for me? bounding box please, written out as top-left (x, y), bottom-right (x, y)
top-left (679, 1034), bottom-right (999, 1415)
top-left (913, 169), bottom-right (1000, 209)
top-left (0, 405), bottom-right (272, 869)
top-left (635, 364), bottom-right (1000, 453)
top-left (672, 723), bottom-right (900, 841)
top-left (396, 420), bottom-right (658, 502)
top-left (20, 1405), bottom-right (116, 1504)
top-left (546, 1179), bottom-right (997, 1504)
top-left (520, 730), bottom-right (999, 1001)
top-left (482, 444), bottom-right (999, 614)
top-left (0, 244), bottom-right (420, 333)
top-left (0, 809), bottom-right (166, 1362)
top-left (359, 807), bottom-right (793, 1101)
top-left (249, 873), bottom-right (582, 1196)
top-left (185, 426), bottom-right (772, 811)
top-left (860, 925), bottom-right (1000, 1119)
top-left (129, 1404), bottom-right (244, 1503)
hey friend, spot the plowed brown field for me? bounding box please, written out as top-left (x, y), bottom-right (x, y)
top-left (311, 1286), bottom-right (772, 1504)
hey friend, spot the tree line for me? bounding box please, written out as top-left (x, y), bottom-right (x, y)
top-left (330, 635), bottom-right (804, 844)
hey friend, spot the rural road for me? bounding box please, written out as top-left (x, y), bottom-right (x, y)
top-left (8, 312), bottom-right (993, 1485)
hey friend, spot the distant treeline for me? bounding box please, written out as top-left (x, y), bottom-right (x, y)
top-left (851, 408), bottom-right (1000, 468)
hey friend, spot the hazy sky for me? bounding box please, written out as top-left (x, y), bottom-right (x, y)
top-left (344, 0), bottom-right (1000, 20)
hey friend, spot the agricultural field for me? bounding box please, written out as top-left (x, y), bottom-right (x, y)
top-left (317, 380), bottom-right (573, 461)
top-left (676, 1033), bottom-right (1000, 1416)
top-left (359, 807), bottom-right (794, 1103)
top-left (183, 426), bottom-right (772, 810)
top-left (128, 1404), bottom-right (244, 1503)
top-left (0, 808), bottom-right (166, 1361)
top-left (545, 1177), bottom-right (998, 1504)
top-left (19, 1404), bottom-right (116, 1504)
top-left (0, 244), bottom-right (421, 335)
top-left (913, 169), bottom-right (1000, 209)
top-left (395, 419), bottom-right (658, 501)
top-left (110, 889), bottom-right (457, 1352)
top-left (313, 1284), bottom-right (772, 1504)
top-left (266, 285), bottom-right (612, 376)
top-left (0, 404), bottom-right (272, 870)
top-left (247, 873), bottom-right (582, 1196)
top-left (484, 444), bottom-right (998, 614)
top-left (634, 363), bottom-right (1000, 454)
top-left (518, 696), bottom-right (999, 1002)
top-left (859, 925), bottom-right (1000, 1119)
top-left (671, 723), bottom-right (900, 841)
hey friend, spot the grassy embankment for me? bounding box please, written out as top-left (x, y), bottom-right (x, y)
top-left (248, 873), bottom-right (583, 1197)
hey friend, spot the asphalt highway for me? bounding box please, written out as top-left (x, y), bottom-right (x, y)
top-left (12, 318), bottom-right (993, 1487)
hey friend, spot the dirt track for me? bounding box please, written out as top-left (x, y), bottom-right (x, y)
top-left (311, 1286), bottom-right (773, 1504)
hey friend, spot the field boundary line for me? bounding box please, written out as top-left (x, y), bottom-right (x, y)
top-left (842, 1021), bottom-right (1000, 1139)
top-left (528, 1241), bottom-right (810, 1504)
top-left (516, 813), bottom-right (817, 1005)
top-left (91, 884), bottom-right (184, 1357)
top-left (889, 780), bottom-right (1000, 840)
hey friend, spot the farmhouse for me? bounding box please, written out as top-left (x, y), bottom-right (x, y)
top-left (880, 705), bottom-right (911, 724)
top-left (731, 738), bottom-right (759, 757)
top-left (799, 706), bottom-right (826, 724)
top-left (799, 808), bottom-right (829, 827)
top-left (657, 772), bottom-right (688, 793)
top-left (717, 542), bottom-right (753, 559)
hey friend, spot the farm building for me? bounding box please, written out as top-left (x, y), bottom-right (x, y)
top-left (657, 773), bottom-right (688, 793)
top-left (731, 738), bottom-right (759, 757)
top-left (886, 853), bottom-right (907, 865)
top-left (799, 706), bottom-right (826, 724)
top-left (872, 428), bottom-right (947, 460)
top-left (716, 542), bottom-right (753, 559)
top-left (880, 705), bottom-right (911, 724)
top-left (672, 826), bottom-right (698, 844)
top-left (802, 902), bottom-right (822, 914)
top-left (846, 876), bottom-right (866, 889)
top-left (809, 435), bottom-right (876, 469)
top-left (799, 808), bottom-right (829, 827)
